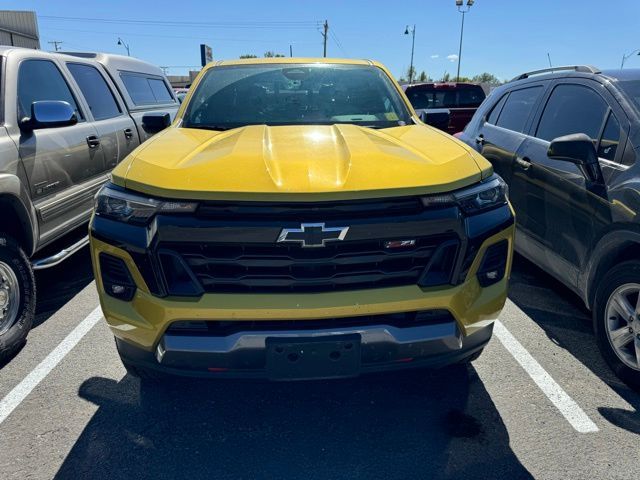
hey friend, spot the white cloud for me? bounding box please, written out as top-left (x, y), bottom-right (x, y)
top-left (447, 54), bottom-right (459, 62)
top-left (430, 54), bottom-right (439, 59)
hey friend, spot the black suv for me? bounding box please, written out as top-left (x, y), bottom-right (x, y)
top-left (459, 65), bottom-right (640, 389)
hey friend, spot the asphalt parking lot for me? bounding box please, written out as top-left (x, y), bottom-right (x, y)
top-left (0, 249), bottom-right (639, 480)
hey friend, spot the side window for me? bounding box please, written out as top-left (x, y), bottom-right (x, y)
top-left (120, 73), bottom-right (156, 105)
top-left (120, 72), bottom-right (176, 105)
top-left (598, 112), bottom-right (621, 162)
top-left (148, 78), bottom-right (173, 103)
top-left (486, 94), bottom-right (508, 124)
top-left (495, 86), bottom-right (543, 133)
top-left (17, 59), bottom-right (82, 121)
top-left (67, 63), bottom-right (121, 121)
top-left (536, 84), bottom-right (607, 142)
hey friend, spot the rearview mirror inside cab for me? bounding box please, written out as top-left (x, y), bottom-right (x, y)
top-left (19, 100), bottom-right (78, 131)
top-left (419, 109), bottom-right (451, 131)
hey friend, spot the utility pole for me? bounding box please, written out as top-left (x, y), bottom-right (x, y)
top-left (48, 40), bottom-right (63, 52)
top-left (547, 53), bottom-right (553, 68)
top-left (322, 20), bottom-right (328, 57)
top-left (160, 66), bottom-right (169, 75)
top-left (455, 0), bottom-right (474, 82)
top-left (290, 44), bottom-right (293, 57)
top-left (117, 37), bottom-right (131, 56)
top-left (404, 25), bottom-right (416, 83)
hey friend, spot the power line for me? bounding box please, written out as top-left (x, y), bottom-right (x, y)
top-left (42, 26), bottom-right (319, 44)
top-left (47, 40), bottom-right (63, 51)
top-left (39, 15), bottom-right (320, 30)
top-left (329, 29), bottom-right (347, 56)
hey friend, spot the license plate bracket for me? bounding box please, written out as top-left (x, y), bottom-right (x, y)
top-left (266, 334), bottom-right (361, 380)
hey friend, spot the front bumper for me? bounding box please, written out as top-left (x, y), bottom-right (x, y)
top-left (90, 199), bottom-right (514, 380)
top-left (116, 321), bottom-right (493, 380)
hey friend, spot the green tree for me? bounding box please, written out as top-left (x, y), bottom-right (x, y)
top-left (406, 65), bottom-right (416, 82)
top-left (239, 54), bottom-right (258, 59)
top-left (264, 51), bottom-right (286, 58)
top-left (418, 71), bottom-right (429, 82)
top-left (472, 72), bottom-right (502, 84)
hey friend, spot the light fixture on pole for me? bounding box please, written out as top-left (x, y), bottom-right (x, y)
top-left (117, 37), bottom-right (131, 56)
top-left (455, 0), bottom-right (474, 82)
top-left (621, 49), bottom-right (640, 69)
top-left (404, 24), bottom-right (416, 83)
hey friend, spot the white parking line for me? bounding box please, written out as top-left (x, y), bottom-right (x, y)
top-left (0, 305), bottom-right (103, 426)
top-left (493, 320), bottom-right (599, 433)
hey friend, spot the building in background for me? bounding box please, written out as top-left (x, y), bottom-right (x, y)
top-left (167, 70), bottom-right (200, 89)
top-left (0, 11), bottom-right (39, 49)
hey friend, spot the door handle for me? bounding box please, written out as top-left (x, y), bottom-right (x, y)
top-left (515, 156), bottom-right (531, 170)
top-left (86, 135), bottom-right (100, 149)
top-left (124, 128), bottom-right (133, 139)
top-left (475, 134), bottom-right (485, 145)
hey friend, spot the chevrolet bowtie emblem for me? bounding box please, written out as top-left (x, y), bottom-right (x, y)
top-left (277, 223), bottom-right (349, 248)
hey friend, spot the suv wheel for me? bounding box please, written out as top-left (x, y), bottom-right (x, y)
top-left (594, 261), bottom-right (640, 390)
top-left (0, 234), bottom-right (36, 363)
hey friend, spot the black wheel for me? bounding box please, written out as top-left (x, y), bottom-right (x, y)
top-left (594, 260), bottom-right (640, 390)
top-left (0, 234), bottom-right (35, 364)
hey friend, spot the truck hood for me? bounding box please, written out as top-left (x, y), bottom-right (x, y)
top-left (115, 124), bottom-right (491, 201)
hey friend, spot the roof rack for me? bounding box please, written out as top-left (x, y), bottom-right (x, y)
top-left (511, 65), bottom-right (601, 82)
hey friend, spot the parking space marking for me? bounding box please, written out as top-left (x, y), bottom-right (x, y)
top-left (0, 306), bottom-right (103, 426)
top-left (494, 320), bottom-right (599, 433)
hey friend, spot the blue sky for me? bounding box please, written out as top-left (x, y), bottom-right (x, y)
top-left (7, 0), bottom-right (640, 80)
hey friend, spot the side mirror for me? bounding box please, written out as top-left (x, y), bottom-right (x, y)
top-left (142, 112), bottom-right (171, 134)
top-left (548, 133), bottom-right (602, 183)
top-left (419, 109), bottom-right (451, 130)
top-left (20, 101), bottom-right (77, 131)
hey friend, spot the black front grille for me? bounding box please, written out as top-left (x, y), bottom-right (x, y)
top-left (167, 310), bottom-right (454, 336)
top-left (197, 197), bottom-right (424, 221)
top-left (159, 234), bottom-right (459, 294)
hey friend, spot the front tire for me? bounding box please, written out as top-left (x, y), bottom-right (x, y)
top-left (0, 234), bottom-right (35, 364)
top-left (594, 261), bottom-right (640, 390)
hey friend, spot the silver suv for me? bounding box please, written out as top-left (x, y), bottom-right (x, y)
top-left (0, 47), bottom-right (179, 362)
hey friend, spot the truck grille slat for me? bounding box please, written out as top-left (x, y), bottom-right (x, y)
top-left (159, 234), bottom-right (459, 294)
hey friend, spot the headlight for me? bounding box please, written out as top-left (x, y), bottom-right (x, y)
top-left (421, 175), bottom-right (508, 214)
top-left (95, 184), bottom-right (197, 224)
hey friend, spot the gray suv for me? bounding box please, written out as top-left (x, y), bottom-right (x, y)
top-left (458, 65), bottom-right (640, 389)
top-left (0, 47), bottom-right (179, 362)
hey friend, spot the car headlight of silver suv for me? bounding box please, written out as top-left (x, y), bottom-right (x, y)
top-left (421, 174), bottom-right (508, 214)
top-left (95, 184), bottom-right (197, 224)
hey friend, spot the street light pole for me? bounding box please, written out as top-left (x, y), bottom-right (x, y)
top-left (117, 37), bottom-right (131, 56)
top-left (455, 0), bottom-right (474, 82)
top-left (404, 25), bottom-right (416, 83)
top-left (621, 49), bottom-right (640, 69)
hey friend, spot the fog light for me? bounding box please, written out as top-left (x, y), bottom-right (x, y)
top-left (99, 253), bottom-right (137, 301)
top-left (111, 285), bottom-right (126, 295)
top-left (485, 270), bottom-right (499, 280)
top-left (476, 240), bottom-right (508, 287)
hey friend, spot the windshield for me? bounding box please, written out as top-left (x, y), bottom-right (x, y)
top-left (182, 63), bottom-right (413, 130)
top-left (619, 80), bottom-right (640, 112)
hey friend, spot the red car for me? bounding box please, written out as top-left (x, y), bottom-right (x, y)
top-left (403, 82), bottom-right (486, 134)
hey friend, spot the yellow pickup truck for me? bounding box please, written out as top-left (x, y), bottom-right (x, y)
top-left (89, 58), bottom-right (514, 381)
